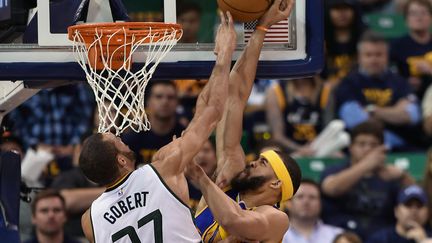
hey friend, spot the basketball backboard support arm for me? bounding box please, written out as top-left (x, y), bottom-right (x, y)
top-left (0, 0), bottom-right (323, 80)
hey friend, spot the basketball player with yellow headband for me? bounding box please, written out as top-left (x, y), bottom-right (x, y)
top-left (188, 0), bottom-right (301, 242)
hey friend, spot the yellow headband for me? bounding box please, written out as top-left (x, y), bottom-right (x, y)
top-left (261, 150), bottom-right (294, 202)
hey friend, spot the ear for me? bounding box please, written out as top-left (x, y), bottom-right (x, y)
top-left (116, 154), bottom-right (128, 168)
top-left (31, 214), bottom-right (36, 224)
top-left (270, 179), bottom-right (282, 190)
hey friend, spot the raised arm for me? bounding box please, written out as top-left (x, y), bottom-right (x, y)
top-left (215, 0), bottom-right (295, 187)
top-left (152, 11), bottom-right (236, 176)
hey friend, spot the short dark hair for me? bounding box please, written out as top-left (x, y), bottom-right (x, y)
top-left (300, 178), bottom-right (320, 194)
top-left (31, 189), bottom-right (65, 215)
top-left (403, 0), bottom-right (432, 19)
top-left (79, 133), bottom-right (120, 185)
top-left (275, 150), bottom-right (302, 196)
top-left (148, 80), bottom-right (177, 97)
top-left (357, 31), bottom-right (388, 51)
top-left (177, 1), bottom-right (202, 17)
top-left (351, 120), bottom-right (384, 144)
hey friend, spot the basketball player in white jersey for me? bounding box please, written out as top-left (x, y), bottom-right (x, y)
top-left (77, 11), bottom-right (237, 243)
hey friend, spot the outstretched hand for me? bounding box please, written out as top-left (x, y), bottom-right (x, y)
top-left (259, 0), bottom-right (294, 28)
top-left (214, 11), bottom-right (237, 56)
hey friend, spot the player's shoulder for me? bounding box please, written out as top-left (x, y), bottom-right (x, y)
top-left (81, 209), bottom-right (90, 225)
top-left (255, 205), bottom-right (289, 236)
top-left (255, 205), bottom-right (287, 220)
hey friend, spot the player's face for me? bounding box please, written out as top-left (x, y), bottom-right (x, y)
top-left (358, 42), bottom-right (388, 76)
top-left (349, 134), bottom-right (381, 163)
top-left (395, 199), bottom-right (428, 229)
top-left (148, 85), bottom-right (178, 120)
top-left (246, 156), bottom-right (277, 179)
top-left (177, 10), bottom-right (201, 43)
top-left (289, 183), bottom-right (321, 220)
top-left (32, 197), bottom-right (66, 236)
top-left (231, 156), bottom-right (278, 192)
top-left (330, 5), bottom-right (354, 29)
top-left (193, 140), bottom-right (217, 177)
top-left (407, 2), bottom-right (432, 32)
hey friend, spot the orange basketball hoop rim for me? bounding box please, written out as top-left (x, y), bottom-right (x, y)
top-left (67, 22), bottom-right (182, 70)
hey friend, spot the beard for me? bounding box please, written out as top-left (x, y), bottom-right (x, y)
top-left (230, 166), bottom-right (269, 192)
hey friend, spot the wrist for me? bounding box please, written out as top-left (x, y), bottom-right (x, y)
top-left (198, 174), bottom-right (212, 189)
top-left (257, 19), bottom-right (271, 29)
top-left (255, 25), bottom-right (269, 33)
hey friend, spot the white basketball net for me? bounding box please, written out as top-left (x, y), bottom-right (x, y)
top-left (70, 25), bottom-right (182, 135)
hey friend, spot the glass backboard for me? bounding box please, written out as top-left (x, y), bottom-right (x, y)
top-left (0, 0), bottom-right (323, 81)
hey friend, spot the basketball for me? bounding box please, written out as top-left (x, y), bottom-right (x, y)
top-left (217, 0), bottom-right (273, 22)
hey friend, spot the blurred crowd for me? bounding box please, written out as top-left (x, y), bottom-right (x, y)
top-left (2, 0), bottom-right (432, 242)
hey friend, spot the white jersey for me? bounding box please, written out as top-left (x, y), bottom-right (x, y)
top-left (90, 164), bottom-right (201, 243)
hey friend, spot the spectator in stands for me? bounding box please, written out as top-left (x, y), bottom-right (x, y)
top-left (334, 232), bottom-right (363, 243)
top-left (423, 148), bottom-right (432, 225)
top-left (391, 0), bottom-right (432, 100)
top-left (24, 189), bottom-right (80, 243)
top-left (122, 80), bottom-right (185, 164)
top-left (321, 121), bottom-right (414, 240)
top-left (366, 185), bottom-right (432, 243)
top-left (7, 84), bottom-right (94, 185)
top-left (335, 31), bottom-right (422, 150)
top-left (174, 79), bottom-right (208, 126)
top-left (423, 85), bottom-right (432, 137)
top-left (323, 0), bottom-right (363, 85)
top-left (265, 77), bottom-right (329, 156)
top-left (51, 165), bottom-right (104, 238)
top-left (283, 179), bottom-right (343, 243)
top-left (177, 1), bottom-right (201, 43)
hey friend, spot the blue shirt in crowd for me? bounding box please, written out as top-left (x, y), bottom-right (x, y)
top-left (320, 162), bottom-right (401, 240)
top-left (335, 69), bottom-right (421, 149)
top-left (366, 226), bottom-right (432, 243)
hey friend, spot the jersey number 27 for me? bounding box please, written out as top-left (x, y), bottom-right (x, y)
top-left (112, 209), bottom-right (162, 243)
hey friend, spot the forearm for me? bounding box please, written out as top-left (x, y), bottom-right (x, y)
top-left (272, 133), bottom-right (301, 151)
top-left (373, 106), bottom-right (411, 125)
top-left (60, 188), bottom-right (104, 214)
top-left (199, 175), bottom-right (244, 227)
top-left (322, 162), bottom-right (371, 197)
top-left (195, 50), bottom-right (232, 118)
top-left (230, 29), bottom-right (266, 101)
